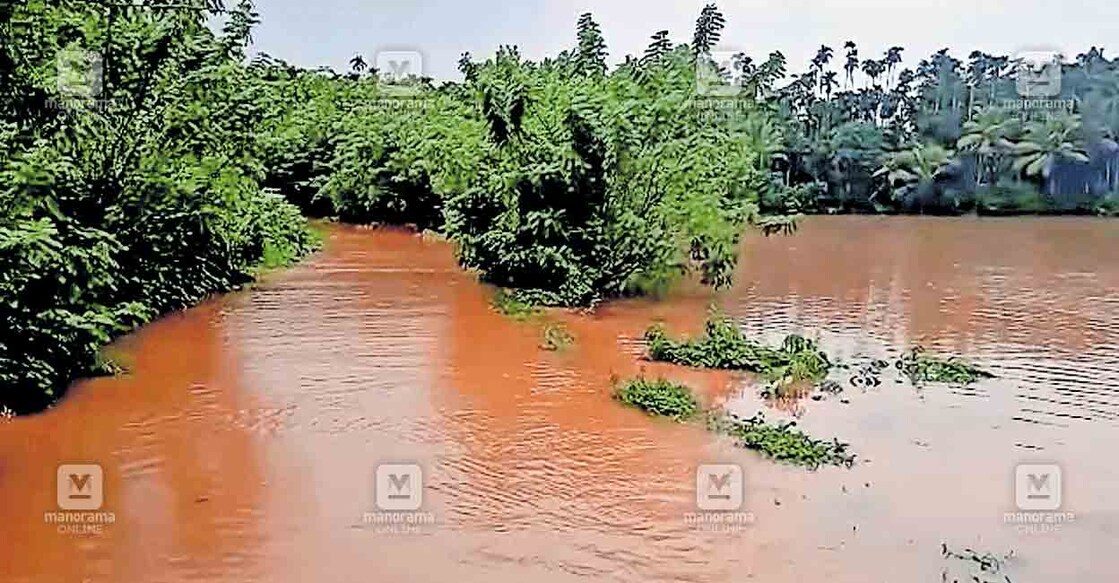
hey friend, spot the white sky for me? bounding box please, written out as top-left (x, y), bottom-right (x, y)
top-left (250, 0), bottom-right (1118, 79)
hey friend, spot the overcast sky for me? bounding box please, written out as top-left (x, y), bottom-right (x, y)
top-left (249, 0), bottom-right (1118, 80)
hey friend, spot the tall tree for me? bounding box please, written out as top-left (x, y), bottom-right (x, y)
top-left (692, 3), bottom-right (726, 56)
top-left (576, 12), bottom-right (608, 76)
top-left (843, 41), bottom-right (859, 89)
top-left (641, 30), bottom-right (673, 67)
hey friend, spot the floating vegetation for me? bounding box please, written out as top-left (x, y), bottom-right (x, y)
top-left (941, 544), bottom-right (1016, 583)
top-left (645, 314), bottom-right (831, 387)
top-left (708, 412), bottom-right (856, 469)
top-left (613, 378), bottom-right (700, 422)
top-left (897, 347), bottom-right (994, 385)
top-left (490, 289), bottom-right (542, 321)
top-left (848, 359), bottom-right (890, 388)
top-left (614, 376), bottom-right (854, 468)
top-left (541, 323), bottom-right (575, 351)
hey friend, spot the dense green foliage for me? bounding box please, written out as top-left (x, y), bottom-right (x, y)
top-left (614, 377), bottom-right (700, 421)
top-left (645, 314), bottom-right (832, 385)
top-left (770, 44), bottom-right (1119, 214)
top-left (0, 1), bottom-right (1098, 415)
top-left (249, 7), bottom-right (787, 307)
top-left (0, 1), bottom-right (315, 413)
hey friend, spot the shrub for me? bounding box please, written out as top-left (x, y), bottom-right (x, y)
top-left (0, 1), bottom-right (315, 414)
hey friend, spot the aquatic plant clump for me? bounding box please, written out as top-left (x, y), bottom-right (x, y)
top-left (897, 347), bottom-right (994, 385)
top-left (708, 412), bottom-right (856, 469)
top-left (541, 323), bottom-right (575, 351)
top-left (941, 544), bottom-right (1017, 583)
top-left (613, 378), bottom-right (700, 422)
top-left (645, 315), bottom-right (831, 385)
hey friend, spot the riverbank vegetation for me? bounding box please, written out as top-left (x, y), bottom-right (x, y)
top-left (768, 44), bottom-right (1119, 216)
top-left (0, 0), bottom-right (1102, 413)
top-left (0, 1), bottom-right (317, 414)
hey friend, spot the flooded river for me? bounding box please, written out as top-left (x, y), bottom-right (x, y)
top-left (1, 217), bottom-right (1116, 582)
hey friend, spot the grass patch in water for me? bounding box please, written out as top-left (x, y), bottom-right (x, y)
top-left (541, 323), bottom-right (575, 351)
top-left (613, 378), bottom-right (699, 422)
top-left (897, 347), bottom-right (994, 385)
top-left (645, 313), bottom-right (831, 386)
top-left (708, 412), bottom-right (856, 469)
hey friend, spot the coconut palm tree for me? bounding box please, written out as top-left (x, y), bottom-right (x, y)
top-left (1007, 115), bottom-right (1090, 194)
top-left (957, 109), bottom-right (1020, 184)
top-left (874, 142), bottom-right (954, 206)
top-left (862, 59), bottom-right (885, 88)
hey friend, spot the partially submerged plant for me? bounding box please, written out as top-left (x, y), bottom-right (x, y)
top-left (541, 323), bottom-right (575, 351)
top-left (897, 347), bottom-right (994, 385)
top-left (490, 289), bottom-right (542, 320)
top-left (613, 378), bottom-right (700, 422)
top-left (645, 314), bottom-right (831, 387)
top-left (708, 412), bottom-right (856, 469)
top-left (941, 544), bottom-right (1016, 583)
top-left (614, 376), bottom-right (855, 468)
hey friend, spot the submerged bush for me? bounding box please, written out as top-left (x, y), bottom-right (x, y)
top-left (614, 378), bottom-right (700, 421)
top-left (540, 323), bottom-right (575, 351)
top-left (645, 314), bottom-right (831, 385)
top-left (250, 7), bottom-right (788, 308)
top-left (896, 347), bottom-right (994, 385)
top-left (708, 412), bottom-right (855, 468)
top-left (613, 376), bottom-right (854, 467)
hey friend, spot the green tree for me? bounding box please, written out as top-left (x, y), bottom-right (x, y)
top-left (576, 13), bottom-right (608, 76)
top-left (1008, 116), bottom-right (1090, 193)
top-left (875, 142), bottom-right (954, 208)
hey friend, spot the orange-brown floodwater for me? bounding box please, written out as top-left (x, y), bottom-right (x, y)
top-left (2, 217), bottom-right (1116, 582)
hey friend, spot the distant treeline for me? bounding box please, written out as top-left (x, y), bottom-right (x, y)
top-left (769, 43), bottom-right (1119, 214)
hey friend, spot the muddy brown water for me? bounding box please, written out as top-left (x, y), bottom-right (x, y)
top-left (1, 217), bottom-right (1116, 582)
